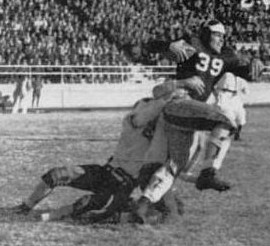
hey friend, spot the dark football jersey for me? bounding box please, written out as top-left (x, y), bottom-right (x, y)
top-left (177, 37), bottom-right (242, 101)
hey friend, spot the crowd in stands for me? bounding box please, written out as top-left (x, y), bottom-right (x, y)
top-left (0, 0), bottom-right (130, 66)
top-left (0, 0), bottom-right (269, 82)
top-left (67, 0), bottom-right (270, 63)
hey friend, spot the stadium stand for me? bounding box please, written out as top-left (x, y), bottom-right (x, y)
top-left (0, 0), bottom-right (269, 82)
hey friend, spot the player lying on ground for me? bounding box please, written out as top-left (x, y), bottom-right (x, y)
top-left (131, 20), bottom-right (251, 223)
top-left (11, 88), bottom-right (179, 223)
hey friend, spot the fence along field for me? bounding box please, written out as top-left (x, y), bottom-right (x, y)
top-left (1, 65), bottom-right (270, 110)
top-left (0, 107), bottom-right (269, 246)
top-left (0, 65), bottom-right (173, 109)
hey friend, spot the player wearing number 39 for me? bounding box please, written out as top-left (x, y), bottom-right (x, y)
top-left (148, 20), bottom-right (249, 102)
top-left (132, 20), bottom-right (251, 222)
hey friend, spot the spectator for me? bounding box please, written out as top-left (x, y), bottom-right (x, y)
top-left (12, 75), bottom-right (32, 114)
top-left (250, 50), bottom-right (265, 82)
top-left (32, 76), bottom-right (43, 108)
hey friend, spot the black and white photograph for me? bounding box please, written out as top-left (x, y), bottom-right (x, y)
top-left (0, 0), bottom-right (269, 245)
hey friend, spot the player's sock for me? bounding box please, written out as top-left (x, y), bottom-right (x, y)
top-left (41, 213), bottom-right (51, 221)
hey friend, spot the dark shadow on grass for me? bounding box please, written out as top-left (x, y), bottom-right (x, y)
top-left (0, 207), bottom-right (168, 231)
top-left (0, 207), bottom-right (126, 228)
top-left (0, 207), bottom-right (54, 223)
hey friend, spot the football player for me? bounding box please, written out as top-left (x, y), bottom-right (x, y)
top-left (10, 86), bottom-right (175, 223)
top-left (180, 72), bottom-right (249, 181)
top-left (132, 20), bottom-right (251, 223)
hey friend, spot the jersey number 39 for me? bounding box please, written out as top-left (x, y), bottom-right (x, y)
top-left (196, 52), bottom-right (224, 76)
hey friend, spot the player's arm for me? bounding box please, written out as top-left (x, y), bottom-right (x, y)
top-left (156, 76), bottom-right (205, 97)
top-left (129, 97), bottom-right (167, 128)
top-left (145, 39), bottom-right (196, 64)
top-left (228, 63), bottom-right (250, 81)
top-left (223, 49), bottom-right (250, 81)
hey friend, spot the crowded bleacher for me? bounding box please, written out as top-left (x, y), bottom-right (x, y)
top-left (0, 0), bottom-right (269, 82)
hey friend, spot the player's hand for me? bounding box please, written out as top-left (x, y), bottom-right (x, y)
top-left (152, 81), bottom-right (176, 100)
top-left (183, 76), bottom-right (205, 96)
top-left (168, 40), bottom-right (196, 63)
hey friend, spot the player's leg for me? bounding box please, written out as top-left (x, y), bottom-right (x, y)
top-left (196, 124), bottom-right (232, 191)
top-left (169, 123), bottom-right (233, 191)
top-left (132, 161), bottom-right (179, 224)
top-left (132, 111), bottom-right (196, 224)
top-left (131, 115), bottom-right (181, 224)
top-left (40, 193), bottom-right (110, 222)
top-left (36, 90), bottom-right (41, 108)
top-left (179, 131), bottom-right (208, 183)
top-left (132, 177), bottom-right (185, 224)
top-left (179, 128), bottom-right (231, 187)
top-left (133, 99), bottom-right (235, 223)
top-left (12, 165), bottom-right (104, 214)
top-left (234, 105), bottom-right (247, 141)
top-left (21, 93), bottom-right (29, 114)
top-left (137, 114), bottom-right (194, 200)
top-left (12, 94), bottom-right (20, 114)
top-left (41, 167), bottom-right (136, 223)
top-left (136, 123), bottom-right (194, 223)
top-left (32, 91), bottom-right (36, 108)
top-left (165, 98), bottom-right (236, 192)
top-left (136, 121), bottom-right (194, 200)
top-left (143, 115), bottom-right (168, 164)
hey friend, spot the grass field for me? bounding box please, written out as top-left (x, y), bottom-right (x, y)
top-left (0, 108), bottom-right (269, 246)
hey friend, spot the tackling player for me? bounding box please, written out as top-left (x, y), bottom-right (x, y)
top-left (10, 88), bottom-right (175, 223)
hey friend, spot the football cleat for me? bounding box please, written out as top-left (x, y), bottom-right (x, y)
top-left (130, 196), bottom-right (151, 224)
top-left (234, 132), bottom-right (241, 141)
top-left (10, 203), bottom-right (32, 215)
top-left (154, 197), bottom-right (184, 224)
top-left (196, 167), bottom-right (230, 192)
top-left (234, 125), bottom-right (242, 141)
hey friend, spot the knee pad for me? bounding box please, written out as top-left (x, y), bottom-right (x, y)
top-left (42, 166), bottom-right (84, 188)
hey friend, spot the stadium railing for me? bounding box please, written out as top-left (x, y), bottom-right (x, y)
top-left (0, 65), bottom-right (177, 108)
top-left (0, 65), bottom-right (269, 108)
top-left (0, 65), bottom-right (176, 84)
top-left (262, 65), bottom-right (270, 74)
